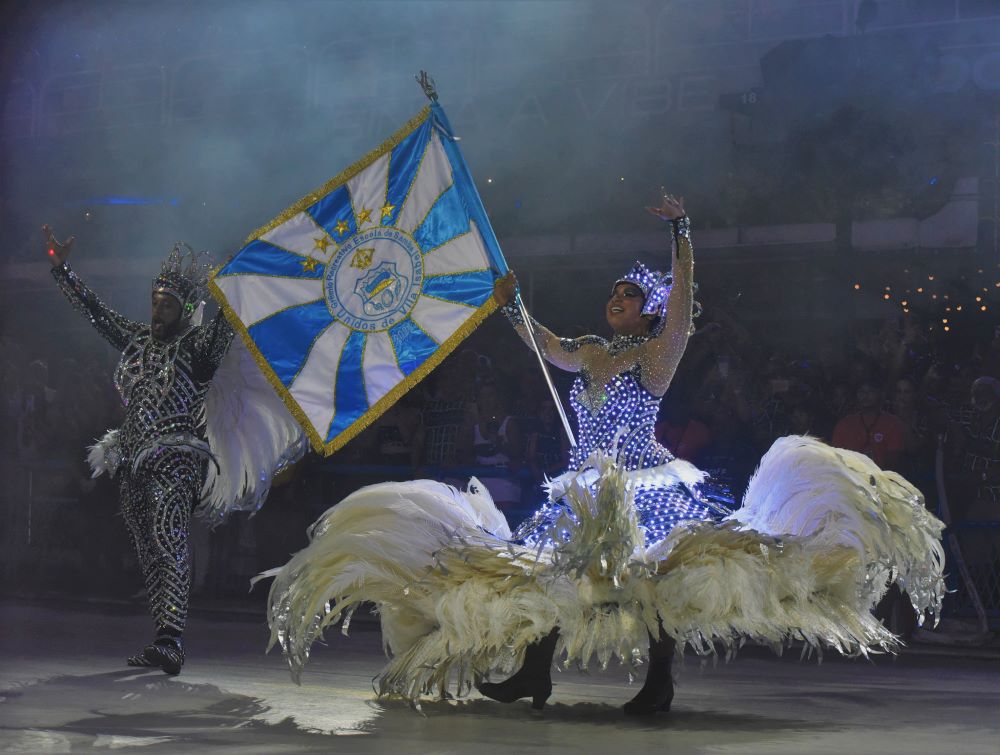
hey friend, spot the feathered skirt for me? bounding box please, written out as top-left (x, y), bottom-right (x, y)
top-left (259, 436), bottom-right (945, 701)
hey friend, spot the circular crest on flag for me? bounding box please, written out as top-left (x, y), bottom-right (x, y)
top-left (324, 227), bottom-right (423, 332)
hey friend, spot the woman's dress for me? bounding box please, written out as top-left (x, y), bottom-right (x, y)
top-left (260, 223), bottom-right (945, 702)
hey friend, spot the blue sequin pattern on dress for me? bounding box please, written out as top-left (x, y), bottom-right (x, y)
top-left (509, 327), bottom-right (728, 546)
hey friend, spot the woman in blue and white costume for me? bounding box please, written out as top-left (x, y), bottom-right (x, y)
top-left (482, 193), bottom-right (718, 713)
top-left (503, 194), bottom-right (723, 548)
top-left (263, 195), bottom-right (945, 717)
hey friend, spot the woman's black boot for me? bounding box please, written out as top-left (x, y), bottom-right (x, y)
top-left (477, 628), bottom-right (558, 710)
top-left (623, 631), bottom-right (675, 715)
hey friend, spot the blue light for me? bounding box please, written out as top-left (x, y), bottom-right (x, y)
top-left (929, 176), bottom-right (939, 185)
top-left (67, 196), bottom-right (181, 207)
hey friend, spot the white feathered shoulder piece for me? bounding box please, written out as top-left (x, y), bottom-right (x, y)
top-left (198, 336), bottom-right (307, 525)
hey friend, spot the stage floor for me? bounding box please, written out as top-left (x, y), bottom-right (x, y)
top-left (1, 599), bottom-right (997, 754)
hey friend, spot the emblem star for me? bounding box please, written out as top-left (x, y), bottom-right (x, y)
top-left (334, 220), bottom-right (350, 236)
top-left (300, 256), bottom-right (320, 272)
top-left (379, 203), bottom-right (396, 220)
top-left (356, 208), bottom-right (373, 226)
top-left (313, 235), bottom-right (332, 253)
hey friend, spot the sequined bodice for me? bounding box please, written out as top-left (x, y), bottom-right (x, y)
top-left (114, 329), bottom-right (214, 460)
top-left (53, 263), bottom-right (233, 464)
top-left (569, 351), bottom-right (673, 471)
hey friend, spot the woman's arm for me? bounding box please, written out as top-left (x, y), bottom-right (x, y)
top-left (493, 277), bottom-right (597, 373)
top-left (637, 196), bottom-right (695, 396)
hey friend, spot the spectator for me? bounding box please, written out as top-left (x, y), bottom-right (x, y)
top-left (527, 398), bottom-right (570, 482)
top-left (417, 352), bottom-right (478, 470)
top-left (462, 383), bottom-right (523, 510)
top-left (889, 377), bottom-right (933, 485)
top-left (945, 376), bottom-right (1000, 519)
top-left (656, 397), bottom-right (712, 465)
top-left (364, 393), bottom-right (422, 471)
top-left (831, 380), bottom-right (905, 471)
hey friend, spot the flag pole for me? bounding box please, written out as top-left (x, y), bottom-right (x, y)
top-left (416, 71), bottom-right (577, 447)
top-left (514, 295), bottom-right (578, 448)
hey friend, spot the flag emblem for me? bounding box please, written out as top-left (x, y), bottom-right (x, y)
top-left (210, 104), bottom-right (506, 455)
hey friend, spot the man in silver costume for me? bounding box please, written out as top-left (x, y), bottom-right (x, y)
top-left (44, 225), bottom-right (234, 675)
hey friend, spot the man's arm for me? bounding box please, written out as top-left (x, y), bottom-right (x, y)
top-left (45, 225), bottom-right (141, 352)
top-left (191, 307), bottom-right (235, 377)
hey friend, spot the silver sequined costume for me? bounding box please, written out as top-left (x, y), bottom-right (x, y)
top-left (504, 218), bottom-right (728, 545)
top-left (52, 262), bottom-right (233, 636)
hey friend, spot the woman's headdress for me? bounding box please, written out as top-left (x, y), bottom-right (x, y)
top-left (613, 261), bottom-right (699, 336)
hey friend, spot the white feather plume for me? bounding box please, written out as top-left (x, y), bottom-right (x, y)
top-left (198, 337), bottom-right (307, 524)
top-left (86, 429), bottom-right (120, 478)
top-left (261, 435), bottom-right (945, 700)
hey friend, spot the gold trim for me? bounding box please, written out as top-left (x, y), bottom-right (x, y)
top-left (412, 182), bottom-right (455, 246)
top-left (406, 313), bottom-right (441, 346)
top-left (208, 277), bottom-right (327, 454)
top-left (415, 291), bottom-right (476, 309)
top-left (287, 319), bottom-right (340, 388)
top-left (409, 132), bottom-right (455, 239)
top-left (424, 266), bottom-right (491, 278)
top-left (420, 229), bottom-right (472, 258)
top-left (211, 272), bottom-right (499, 456)
top-left (393, 133), bottom-right (433, 231)
top-left (208, 103), bottom-right (500, 456)
top-left (246, 296), bottom-right (325, 329)
top-left (321, 296), bottom-right (499, 455)
top-left (245, 231), bottom-right (334, 263)
top-left (322, 326), bottom-right (352, 442)
top-left (214, 271), bottom-right (325, 281)
top-left (241, 105), bottom-right (432, 246)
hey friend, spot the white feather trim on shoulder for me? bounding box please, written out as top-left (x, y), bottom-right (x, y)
top-left (86, 429), bottom-right (121, 478)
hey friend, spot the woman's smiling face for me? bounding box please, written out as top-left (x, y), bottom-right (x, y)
top-left (606, 282), bottom-right (650, 336)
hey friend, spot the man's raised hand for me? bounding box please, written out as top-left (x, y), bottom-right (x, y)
top-left (43, 224), bottom-right (75, 267)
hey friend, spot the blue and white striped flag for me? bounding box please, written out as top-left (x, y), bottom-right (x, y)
top-left (211, 103), bottom-right (507, 455)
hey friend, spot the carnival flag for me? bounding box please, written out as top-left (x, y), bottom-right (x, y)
top-left (210, 103), bottom-right (508, 455)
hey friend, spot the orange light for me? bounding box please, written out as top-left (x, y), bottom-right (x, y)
top-left (957, 305), bottom-right (963, 311)
top-left (901, 300), bottom-right (908, 306)
top-left (884, 285), bottom-right (891, 291)
top-left (944, 326), bottom-right (951, 332)
top-left (982, 305), bottom-right (988, 312)
top-left (928, 275), bottom-right (935, 281)
top-left (942, 318), bottom-right (949, 324)
top-left (917, 287), bottom-right (924, 293)
top-left (976, 296), bottom-right (983, 302)
top-left (853, 283), bottom-right (861, 290)
top-left (883, 293), bottom-right (891, 300)
top-left (903, 308), bottom-right (910, 313)
top-left (932, 294), bottom-right (938, 299)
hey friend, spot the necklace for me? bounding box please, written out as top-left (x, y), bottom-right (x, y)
top-left (858, 411), bottom-right (882, 449)
top-left (608, 332), bottom-right (651, 357)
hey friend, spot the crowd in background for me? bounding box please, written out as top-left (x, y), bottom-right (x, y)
top-left (2, 286), bottom-right (999, 621)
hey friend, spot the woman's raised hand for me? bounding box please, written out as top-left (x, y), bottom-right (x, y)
top-left (646, 188), bottom-right (686, 221)
top-left (42, 224), bottom-right (75, 267)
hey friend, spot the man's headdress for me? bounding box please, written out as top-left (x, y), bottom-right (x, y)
top-left (152, 243), bottom-right (213, 320)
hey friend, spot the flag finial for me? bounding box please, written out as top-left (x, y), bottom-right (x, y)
top-left (416, 71), bottom-right (438, 102)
